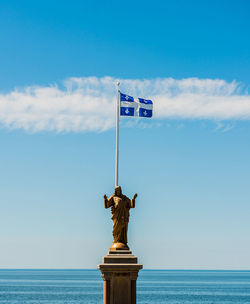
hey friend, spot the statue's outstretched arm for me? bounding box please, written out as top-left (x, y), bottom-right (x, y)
top-left (130, 193), bottom-right (137, 208)
top-left (104, 194), bottom-right (114, 208)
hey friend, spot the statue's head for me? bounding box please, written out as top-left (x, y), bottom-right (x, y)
top-left (115, 186), bottom-right (122, 196)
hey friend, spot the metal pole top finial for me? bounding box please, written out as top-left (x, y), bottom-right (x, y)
top-left (116, 81), bottom-right (120, 87)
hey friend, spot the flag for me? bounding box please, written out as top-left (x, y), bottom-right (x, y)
top-left (120, 92), bottom-right (153, 118)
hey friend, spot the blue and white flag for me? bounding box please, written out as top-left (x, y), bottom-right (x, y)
top-left (120, 92), bottom-right (153, 118)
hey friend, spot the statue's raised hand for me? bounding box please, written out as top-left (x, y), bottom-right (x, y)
top-left (104, 194), bottom-right (107, 200)
top-left (133, 193), bottom-right (138, 200)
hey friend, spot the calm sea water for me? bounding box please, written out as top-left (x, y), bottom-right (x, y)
top-left (0, 269), bottom-right (249, 304)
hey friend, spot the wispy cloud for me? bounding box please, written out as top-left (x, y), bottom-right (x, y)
top-left (0, 76), bottom-right (249, 133)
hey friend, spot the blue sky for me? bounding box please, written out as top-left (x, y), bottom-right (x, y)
top-left (0, 0), bottom-right (249, 269)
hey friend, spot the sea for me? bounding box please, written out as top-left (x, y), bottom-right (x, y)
top-left (0, 269), bottom-right (249, 304)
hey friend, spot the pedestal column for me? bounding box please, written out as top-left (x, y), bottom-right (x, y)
top-left (98, 250), bottom-right (143, 304)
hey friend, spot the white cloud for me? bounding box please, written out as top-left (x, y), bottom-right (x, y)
top-left (0, 76), bottom-right (249, 133)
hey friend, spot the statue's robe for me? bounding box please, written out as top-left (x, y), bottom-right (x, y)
top-left (106, 194), bottom-right (132, 244)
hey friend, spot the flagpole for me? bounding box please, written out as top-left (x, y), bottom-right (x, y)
top-left (115, 81), bottom-right (120, 187)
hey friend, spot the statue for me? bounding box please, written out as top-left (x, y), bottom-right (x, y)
top-left (104, 186), bottom-right (137, 250)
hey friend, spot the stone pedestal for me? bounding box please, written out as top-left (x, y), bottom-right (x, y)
top-left (98, 250), bottom-right (143, 304)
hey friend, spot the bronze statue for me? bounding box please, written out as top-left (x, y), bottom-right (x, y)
top-left (104, 186), bottom-right (137, 250)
